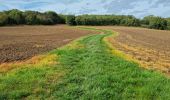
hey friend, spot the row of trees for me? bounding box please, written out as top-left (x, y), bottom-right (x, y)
top-left (0, 9), bottom-right (170, 30)
top-left (74, 15), bottom-right (141, 26)
top-left (141, 15), bottom-right (168, 30)
top-left (0, 9), bottom-right (65, 26)
top-left (66, 15), bottom-right (169, 30)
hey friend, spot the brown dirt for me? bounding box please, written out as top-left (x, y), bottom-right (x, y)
top-left (0, 25), bottom-right (97, 64)
top-left (96, 26), bottom-right (170, 74)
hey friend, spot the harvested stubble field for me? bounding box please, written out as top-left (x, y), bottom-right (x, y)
top-left (0, 25), bottom-right (97, 64)
top-left (96, 26), bottom-right (170, 74)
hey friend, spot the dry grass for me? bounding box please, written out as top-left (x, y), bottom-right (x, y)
top-left (0, 54), bottom-right (58, 73)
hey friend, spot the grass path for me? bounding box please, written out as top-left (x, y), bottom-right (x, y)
top-left (0, 27), bottom-right (170, 99)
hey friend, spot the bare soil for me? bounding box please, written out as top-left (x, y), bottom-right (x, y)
top-left (0, 25), bottom-right (97, 63)
top-left (96, 26), bottom-right (170, 73)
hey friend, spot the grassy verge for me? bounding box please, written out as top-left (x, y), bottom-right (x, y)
top-left (0, 27), bottom-right (170, 99)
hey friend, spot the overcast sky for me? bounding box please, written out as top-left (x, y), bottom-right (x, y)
top-left (0, 0), bottom-right (170, 18)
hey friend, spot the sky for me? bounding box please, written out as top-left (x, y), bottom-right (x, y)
top-left (0, 0), bottom-right (170, 18)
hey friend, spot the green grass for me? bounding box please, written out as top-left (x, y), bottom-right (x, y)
top-left (0, 27), bottom-right (170, 99)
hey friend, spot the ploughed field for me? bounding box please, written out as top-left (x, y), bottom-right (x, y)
top-left (96, 26), bottom-right (170, 73)
top-left (0, 25), bottom-right (97, 64)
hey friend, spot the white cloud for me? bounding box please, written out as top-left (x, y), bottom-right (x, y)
top-left (0, 0), bottom-right (170, 17)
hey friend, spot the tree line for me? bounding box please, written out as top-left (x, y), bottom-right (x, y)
top-left (0, 9), bottom-right (170, 30)
top-left (0, 9), bottom-right (65, 26)
top-left (74, 15), bottom-right (141, 26)
top-left (67, 15), bottom-right (169, 30)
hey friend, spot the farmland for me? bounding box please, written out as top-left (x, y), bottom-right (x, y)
top-left (96, 26), bottom-right (170, 74)
top-left (0, 26), bottom-right (170, 99)
top-left (0, 25), bottom-right (98, 64)
top-left (1, 0), bottom-right (170, 99)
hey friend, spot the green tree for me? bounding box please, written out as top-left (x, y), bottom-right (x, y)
top-left (24, 11), bottom-right (40, 25)
top-left (44, 11), bottom-right (60, 24)
top-left (7, 9), bottom-right (24, 24)
top-left (142, 15), bottom-right (155, 25)
top-left (166, 18), bottom-right (170, 26)
top-left (66, 15), bottom-right (76, 25)
top-left (37, 13), bottom-right (52, 25)
top-left (0, 12), bottom-right (8, 26)
top-left (58, 14), bottom-right (66, 24)
top-left (149, 16), bottom-right (167, 30)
